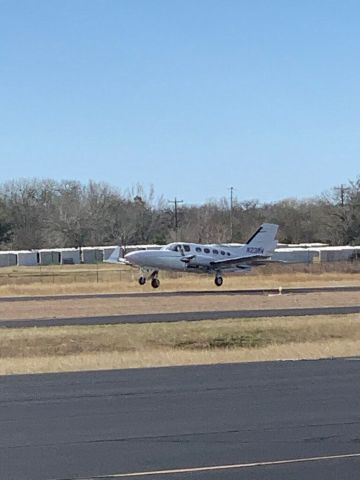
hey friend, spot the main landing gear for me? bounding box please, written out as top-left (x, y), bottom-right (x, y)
top-left (138, 271), bottom-right (160, 288)
top-left (151, 277), bottom-right (160, 289)
top-left (214, 274), bottom-right (223, 287)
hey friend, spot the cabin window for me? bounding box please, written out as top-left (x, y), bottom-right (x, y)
top-left (221, 250), bottom-right (225, 255)
top-left (204, 248), bottom-right (210, 254)
top-left (213, 249), bottom-right (219, 254)
top-left (183, 245), bottom-right (191, 252)
top-left (195, 247), bottom-right (202, 252)
top-left (227, 252), bottom-right (231, 256)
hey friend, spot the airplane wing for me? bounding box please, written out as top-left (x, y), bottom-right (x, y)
top-left (210, 256), bottom-right (288, 269)
top-left (117, 258), bottom-right (133, 266)
top-left (210, 254), bottom-right (269, 267)
top-left (105, 256), bottom-right (132, 266)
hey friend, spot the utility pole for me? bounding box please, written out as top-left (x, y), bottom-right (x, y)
top-left (168, 197), bottom-right (184, 241)
top-left (229, 186), bottom-right (234, 243)
top-left (335, 184), bottom-right (349, 207)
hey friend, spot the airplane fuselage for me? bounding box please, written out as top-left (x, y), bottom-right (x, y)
top-left (106, 223), bottom-right (279, 288)
top-left (124, 242), bottom-right (251, 274)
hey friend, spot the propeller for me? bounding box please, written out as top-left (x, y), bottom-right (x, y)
top-left (180, 255), bottom-right (196, 263)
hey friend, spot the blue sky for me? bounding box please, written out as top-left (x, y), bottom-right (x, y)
top-left (0, 0), bottom-right (359, 204)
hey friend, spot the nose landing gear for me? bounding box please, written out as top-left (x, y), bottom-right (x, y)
top-left (214, 275), bottom-right (223, 287)
top-left (138, 276), bottom-right (146, 286)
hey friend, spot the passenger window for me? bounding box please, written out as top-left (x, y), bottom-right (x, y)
top-left (196, 247), bottom-right (202, 253)
top-left (227, 252), bottom-right (231, 256)
top-left (204, 248), bottom-right (210, 254)
top-left (213, 249), bottom-right (219, 255)
top-left (221, 250), bottom-right (225, 255)
top-left (184, 245), bottom-right (191, 252)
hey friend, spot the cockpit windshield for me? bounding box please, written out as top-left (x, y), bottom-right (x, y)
top-left (162, 243), bottom-right (191, 252)
top-left (162, 243), bottom-right (180, 251)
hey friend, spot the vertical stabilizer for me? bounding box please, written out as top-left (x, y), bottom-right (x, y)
top-left (105, 246), bottom-right (121, 263)
top-left (245, 223), bottom-right (279, 256)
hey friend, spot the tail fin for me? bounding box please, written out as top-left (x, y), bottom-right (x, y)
top-left (245, 223), bottom-right (279, 257)
top-left (104, 246), bottom-right (122, 263)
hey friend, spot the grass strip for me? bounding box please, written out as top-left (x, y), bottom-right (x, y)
top-left (1, 314), bottom-right (360, 375)
top-left (0, 266), bottom-right (360, 297)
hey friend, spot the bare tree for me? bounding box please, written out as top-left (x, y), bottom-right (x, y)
top-left (0, 175), bottom-right (359, 250)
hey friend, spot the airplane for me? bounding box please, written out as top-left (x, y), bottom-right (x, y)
top-left (106, 223), bottom-right (279, 288)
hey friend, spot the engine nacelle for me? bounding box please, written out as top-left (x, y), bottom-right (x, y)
top-left (186, 255), bottom-right (211, 268)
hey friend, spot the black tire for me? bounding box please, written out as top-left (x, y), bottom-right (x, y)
top-left (214, 276), bottom-right (223, 287)
top-left (138, 276), bottom-right (146, 285)
top-left (151, 278), bottom-right (160, 289)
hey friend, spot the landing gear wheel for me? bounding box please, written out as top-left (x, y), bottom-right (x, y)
top-left (138, 276), bottom-right (146, 286)
top-left (214, 276), bottom-right (223, 287)
top-left (151, 278), bottom-right (160, 289)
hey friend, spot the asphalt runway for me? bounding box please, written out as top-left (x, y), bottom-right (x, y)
top-left (1, 305), bottom-right (360, 329)
top-left (0, 284), bottom-right (359, 302)
top-left (1, 359), bottom-right (360, 480)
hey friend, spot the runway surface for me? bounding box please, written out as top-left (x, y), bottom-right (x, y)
top-left (1, 305), bottom-right (360, 328)
top-left (1, 359), bottom-right (360, 479)
top-left (1, 284), bottom-right (360, 302)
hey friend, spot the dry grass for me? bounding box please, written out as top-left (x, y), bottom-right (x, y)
top-left (1, 290), bottom-right (360, 321)
top-left (0, 263), bottom-right (360, 297)
top-left (1, 314), bottom-right (360, 375)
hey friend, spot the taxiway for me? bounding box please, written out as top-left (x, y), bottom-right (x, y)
top-left (1, 359), bottom-right (360, 479)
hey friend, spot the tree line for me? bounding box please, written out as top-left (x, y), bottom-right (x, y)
top-left (0, 176), bottom-right (359, 250)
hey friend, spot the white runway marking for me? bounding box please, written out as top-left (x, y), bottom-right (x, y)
top-left (71, 451), bottom-right (360, 479)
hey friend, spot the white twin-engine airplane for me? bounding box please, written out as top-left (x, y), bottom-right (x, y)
top-left (106, 223), bottom-right (279, 288)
